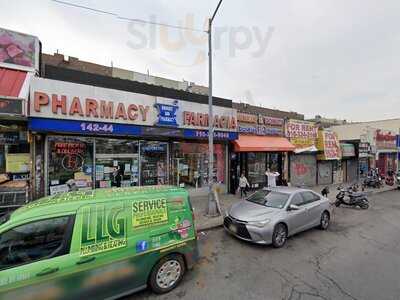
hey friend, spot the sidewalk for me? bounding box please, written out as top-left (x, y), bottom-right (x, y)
top-left (193, 184), bottom-right (398, 232)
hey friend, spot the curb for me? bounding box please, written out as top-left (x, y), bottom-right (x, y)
top-left (195, 187), bottom-right (398, 232)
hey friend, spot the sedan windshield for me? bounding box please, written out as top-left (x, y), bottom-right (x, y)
top-left (247, 190), bottom-right (289, 209)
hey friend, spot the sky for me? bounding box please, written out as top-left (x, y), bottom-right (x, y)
top-left (2, 0), bottom-right (400, 121)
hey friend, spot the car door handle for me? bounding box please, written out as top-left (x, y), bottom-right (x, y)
top-left (76, 256), bottom-right (96, 265)
top-left (36, 267), bottom-right (59, 277)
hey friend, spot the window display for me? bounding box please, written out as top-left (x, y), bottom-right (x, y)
top-left (48, 137), bottom-right (93, 195)
top-left (0, 130), bottom-right (30, 210)
top-left (95, 139), bottom-right (139, 188)
top-left (247, 153), bottom-right (266, 186)
top-left (171, 142), bottom-right (225, 189)
top-left (140, 141), bottom-right (168, 186)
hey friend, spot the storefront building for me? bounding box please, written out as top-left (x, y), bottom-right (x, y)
top-left (375, 130), bottom-right (398, 176)
top-left (230, 112), bottom-right (294, 192)
top-left (340, 143), bottom-right (358, 183)
top-left (0, 28), bottom-right (38, 211)
top-left (358, 141), bottom-right (373, 178)
top-left (29, 77), bottom-right (238, 198)
top-left (397, 135), bottom-right (400, 172)
top-left (286, 120), bottom-right (318, 187)
top-left (316, 129), bottom-right (342, 185)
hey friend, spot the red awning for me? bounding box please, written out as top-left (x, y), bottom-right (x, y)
top-left (234, 135), bottom-right (296, 152)
top-left (0, 67), bottom-right (28, 98)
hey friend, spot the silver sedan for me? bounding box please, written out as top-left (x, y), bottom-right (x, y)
top-left (224, 187), bottom-right (332, 248)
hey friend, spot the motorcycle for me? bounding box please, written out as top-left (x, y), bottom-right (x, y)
top-left (335, 185), bottom-right (369, 209)
top-left (362, 175), bottom-right (382, 189)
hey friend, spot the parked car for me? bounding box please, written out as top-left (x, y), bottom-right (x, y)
top-left (224, 187), bottom-right (332, 248)
top-left (397, 172), bottom-right (400, 190)
top-left (0, 186), bottom-right (198, 299)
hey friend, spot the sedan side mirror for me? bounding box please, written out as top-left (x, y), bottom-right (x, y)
top-left (288, 204), bottom-right (300, 211)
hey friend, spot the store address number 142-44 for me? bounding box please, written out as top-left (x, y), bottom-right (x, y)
top-left (80, 123), bottom-right (114, 133)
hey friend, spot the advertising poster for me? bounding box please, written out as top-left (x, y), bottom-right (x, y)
top-left (286, 120), bottom-right (318, 149)
top-left (5, 153), bottom-right (30, 173)
top-left (0, 28), bottom-right (39, 71)
top-left (317, 130), bottom-right (341, 160)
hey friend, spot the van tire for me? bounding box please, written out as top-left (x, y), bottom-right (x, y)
top-left (149, 254), bottom-right (186, 294)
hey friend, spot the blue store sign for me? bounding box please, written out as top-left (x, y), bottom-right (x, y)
top-left (154, 100), bottom-right (179, 127)
top-left (29, 118), bottom-right (141, 136)
top-left (29, 118), bottom-right (239, 141)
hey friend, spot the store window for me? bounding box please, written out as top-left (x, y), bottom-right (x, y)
top-left (171, 142), bottom-right (226, 189)
top-left (48, 137), bottom-right (93, 195)
top-left (247, 153), bottom-right (266, 187)
top-left (0, 130), bottom-right (30, 205)
top-left (140, 141), bottom-right (168, 186)
top-left (95, 139), bottom-right (139, 188)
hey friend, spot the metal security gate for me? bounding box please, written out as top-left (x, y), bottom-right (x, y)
top-left (290, 154), bottom-right (317, 187)
top-left (346, 159), bottom-right (358, 183)
top-left (318, 161), bottom-right (333, 185)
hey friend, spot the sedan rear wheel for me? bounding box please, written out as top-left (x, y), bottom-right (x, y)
top-left (272, 223), bottom-right (287, 248)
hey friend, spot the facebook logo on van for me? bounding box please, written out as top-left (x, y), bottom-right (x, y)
top-left (136, 240), bottom-right (148, 253)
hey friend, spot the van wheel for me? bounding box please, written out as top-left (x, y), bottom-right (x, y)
top-left (149, 254), bottom-right (185, 294)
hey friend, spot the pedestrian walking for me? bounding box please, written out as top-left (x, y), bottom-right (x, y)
top-left (265, 168), bottom-right (280, 188)
top-left (239, 173), bottom-right (250, 198)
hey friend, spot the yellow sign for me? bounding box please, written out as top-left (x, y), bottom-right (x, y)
top-left (6, 153), bottom-right (30, 173)
top-left (132, 198), bottom-right (168, 228)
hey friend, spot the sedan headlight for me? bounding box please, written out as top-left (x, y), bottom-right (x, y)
top-left (248, 219), bottom-right (271, 228)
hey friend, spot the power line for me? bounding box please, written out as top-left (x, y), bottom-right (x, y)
top-left (51, 0), bottom-right (206, 33)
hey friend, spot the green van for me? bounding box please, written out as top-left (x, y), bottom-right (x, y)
top-left (0, 186), bottom-right (199, 300)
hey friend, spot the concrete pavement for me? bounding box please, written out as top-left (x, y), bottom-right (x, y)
top-left (132, 190), bottom-right (400, 300)
top-left (193, 183), bottom-right (397, 232)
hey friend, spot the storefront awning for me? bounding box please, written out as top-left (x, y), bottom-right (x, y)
top-left (0, 67), bottom-right (31, 99)
top-left (234, 135), bottom-right (295, 152)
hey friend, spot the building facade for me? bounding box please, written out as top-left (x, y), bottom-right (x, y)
top-left (29, 74), bottom-right (238, 198)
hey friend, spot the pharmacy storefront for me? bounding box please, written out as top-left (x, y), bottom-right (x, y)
top-left (29, 77), bottom-right (237, 197)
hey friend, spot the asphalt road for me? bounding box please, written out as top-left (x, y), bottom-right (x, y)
top-left (130, 190), bottom-right (400, 300)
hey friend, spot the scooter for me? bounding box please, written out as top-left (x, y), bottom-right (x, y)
top-left (362, 175), bottom-right (382, 189)
top-left (335, 185), bottom-right (369, 209)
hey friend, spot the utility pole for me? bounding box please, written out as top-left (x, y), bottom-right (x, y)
top-left (206, 0), bottom-right (223, 217)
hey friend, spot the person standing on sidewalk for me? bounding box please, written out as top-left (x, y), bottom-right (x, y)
top-left (265, 168), bottom-right (280, 187)
top-left (239, 173), bottom-right (250, 198)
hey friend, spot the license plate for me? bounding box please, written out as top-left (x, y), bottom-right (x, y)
top-left (229, 224), bottom-right (237, 233)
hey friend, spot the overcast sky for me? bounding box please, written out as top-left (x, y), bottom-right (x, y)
top-left (2, 0), bottom-right (400, 121)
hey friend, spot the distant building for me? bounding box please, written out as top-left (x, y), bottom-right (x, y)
top-left (233, 102), bottom-right (304, 120)
top-left (307, 115), bottom-right (347, 128)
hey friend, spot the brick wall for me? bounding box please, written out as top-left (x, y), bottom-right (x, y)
top-left (42, 53), bottom-right (112, 77)
top-left (233, 102), bottom-right (304, 120)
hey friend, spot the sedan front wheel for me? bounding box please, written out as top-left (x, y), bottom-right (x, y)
top-left (272, 223), bottom-right (287, 248)
top-left (319, 211), bottom-right (330, 230)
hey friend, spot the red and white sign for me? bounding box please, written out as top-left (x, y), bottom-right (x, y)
top-left (322, 131), bottom-right (341, 160)
top-left (30, 78), bottom-right (238, 132)
top-left (375, 130), bottom-right (397, 150)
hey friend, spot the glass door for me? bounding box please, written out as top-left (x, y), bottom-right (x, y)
top-left (140, 141), bottom-right (168, 186)
top-left (95, 139), bottom-right (139, 188)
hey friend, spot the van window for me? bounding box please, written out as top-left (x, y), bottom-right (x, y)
top-left (0, 216), bottom-right (73, 270)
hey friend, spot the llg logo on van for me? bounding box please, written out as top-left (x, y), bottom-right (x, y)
top-left (80, 203), bottom-right (127, 256)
